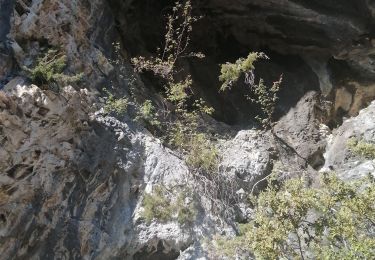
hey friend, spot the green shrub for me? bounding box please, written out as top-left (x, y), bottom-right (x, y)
top-left (136, 100), bottom-right (160, 127)
top-left (219, 52), bottom-right (282, 129)
top-left (103, 89), bottom-right (128, 116)
top-left (142, 187), bottom-right (197, 225)
top-left (142, 186), bottom-right (173, 223)
top-left (131, 0), bottom-right (217, 175)
top-left (169, 120), bottom-right (218, 174)
top-left (250, 77), bottom-right (282, 129)
top-left (24, 49), bottom-right (83, 87)
top-left (219, 52), bottom-right (265, 91)
top-left (213, 173), bottom-right (375, 259)
top-left (176, 191), bottom-right (197, 225)
top-left (347, 138), bottom-right (375, 159)
top-left (131, 0), bottom-right (204, 81)
top-left (186, 133), bottom-right (219, 173)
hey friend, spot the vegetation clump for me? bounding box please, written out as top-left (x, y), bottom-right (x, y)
top-left (347, 138), bottom-right (375, 159)
top-left (131, 0), bottom-right (217, 172)
top-left (135, 100), bottom-right (160, 127)
top-left (219, 52), bottom-right (282, 129)
top-left (185, 133), bottom-right (219, 173)
top-left (142, 186), bottom-right (197, 225)
top-left (219, 52), bottom-right (267, 91)
top-left (103, 89), bottom-right (128, 116)
top-left (24, 49), bottom-right (83, 88)
top-left (142, 186), bottom-right (173, 223)
top-left (214, 172), bottom-right (375, 259)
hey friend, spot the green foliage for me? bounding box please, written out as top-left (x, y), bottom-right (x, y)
top-left (250, 76), bottom-right (283, 129)
top-left (347, 138), bottom-right (375, 159)
top-left (176, 191), bottom-right (198, 225)
top-left (168, 107), bottom-right (218, 174)
top-left (219, 52), bottom-right (282, 129)
top-left (136, 100), bottom-right (160, 127)
top-left (131, 0), bottom-right (204, 81)
top-left (142, 186), bottom-right (173, 223)
top-left (166, 77), bottom-right (192, 104)
top-left (131, 0), bottom-right (217, 175)
top-left (214, 173), bottom-right (375, 259)
top-left (186, 133), bottom-right (219, 173)
top-left (103, 89), bottom-right (128, 116)
top-left (142, 186), bottom-right (197, 225)
top-left (219, 52), bottom-right (265, 91)
top-left (24, 49), bottom-right (83, 87)
top-left (131, 0), bottom-right (209, 117)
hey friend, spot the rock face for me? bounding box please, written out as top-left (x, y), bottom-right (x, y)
top-left (323, 101), bottom-right (375, 180)
top-left (274, 91), bottom-right (330, 169)
top-left (0, 83), bottom-right (226, 259)
top-left (121, 0), bottom-right (375, 124)
top-left (199, 0), bottom-right (375, 76)
top-left (1, 0), bottom-right (375, 259)
top-left (220, 130), bottom-right (276, 192)
top-left (0, 0), bottom-right (13, 42)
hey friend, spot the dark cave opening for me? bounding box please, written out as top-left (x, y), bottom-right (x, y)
top-left (107, 0), bottom-right (372, 127)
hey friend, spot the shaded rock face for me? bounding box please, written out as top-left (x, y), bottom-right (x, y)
top-left (0, 0), bottom-right (14, 87)
top-left (197, 0), bottom-right (375, 120)
top-left (274, 91), bottom-right (330, 170)
top-left (117, 0), bottom-right (375, 124)
top-left (0, 84), bottom-right (214, 259)
top-left (322, 101), bottom-right (375, 179)
top-left (0, 0), bottom-right (13, 43)
top-left (1, 0), bottom-right (375, 259)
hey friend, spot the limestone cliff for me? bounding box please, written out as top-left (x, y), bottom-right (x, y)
top-left (1, 0), bottom-right (375, 259)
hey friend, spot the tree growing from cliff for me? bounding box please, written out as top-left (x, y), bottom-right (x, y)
top-left (214, 172), bottom-right (375, 259)
top-left (131, 0), bottom-right (204, 85)
top-left (23, 49), bottom-right (83, 89)
top-left (219, 52), bottom-right (282, 129)
top-left (131, 0), bottom-right (242, 220)
top-left (131, 0), bottom-right (215, 164)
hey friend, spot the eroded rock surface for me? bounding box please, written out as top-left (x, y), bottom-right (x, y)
top-left (274, 91), bottom-right (331, 169)
top-left (323, 101), bottom-right (375, 180)
top-left (1, 0), bottom-right (375, 259)
top-left (0, 83), bottom-right (225, 259)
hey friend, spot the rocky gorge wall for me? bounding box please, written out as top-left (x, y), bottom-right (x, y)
top-left (1, 0), bottom-right (375, 259)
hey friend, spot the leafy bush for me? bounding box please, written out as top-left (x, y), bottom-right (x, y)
top-left (219, 52), bottom-right (266, 91)
top-left (131, 0), bottom-right (217, 174)
top-left (24, 49), bottom-right (83, 87)
top-left (131, 0), bottom-right (204, 81)
top-left (142, 186), bottom-right (197, 225)
top-left (186, 133), bottom-right (219, 173)
top-left (103, 89), bottom-right (128, 116)
top-left (136, 100), bottom-right (160, 127)
top-left (214, 173), bottom-right (375, 259)
top-left (142, 186), bottom-right (173, 223)
top-left (131, 0), bottom-right (207, 118)
top-left (347, 138), bottom-right (375, 159)
top-left (250, 76), bottom-right (283, 128)
top-left (219, 52), bottom-right (282, 129)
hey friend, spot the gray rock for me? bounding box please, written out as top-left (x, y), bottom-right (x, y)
top-left (0, 83), bottom-right (231, 259)
top-left (322, 101), bottom-right (375, 180)
top-left (274, 91), bottom-right (330, 170)
top-left (220, 130), bottom-right (275, 194)
top-left (0, 0), bottom-right (13, 43)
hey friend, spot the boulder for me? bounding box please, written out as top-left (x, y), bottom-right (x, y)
top-left (322, 101), bottom-right (375, 180)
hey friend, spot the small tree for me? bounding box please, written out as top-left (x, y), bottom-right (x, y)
top-left (214, 172), bottom-right (375, 259)
top-left (24, 49), bottom-right (83, 88)
top-left (219, 52), bottom-right (282, 129)
top-left (131, 0), bottom-right (215, 158)
top-left (131, 0), bottom-right (242, 219)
